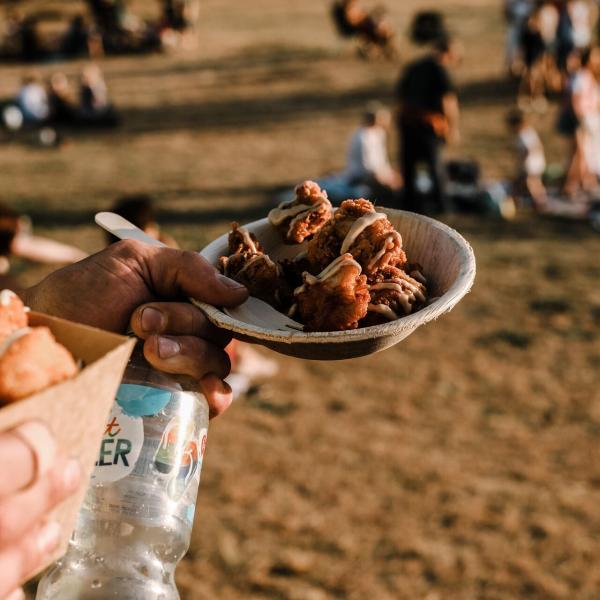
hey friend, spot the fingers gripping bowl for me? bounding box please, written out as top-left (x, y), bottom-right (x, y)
top-left (197, 207), bottom-right (476, 360)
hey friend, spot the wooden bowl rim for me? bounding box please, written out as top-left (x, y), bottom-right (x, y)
top-left (195, 209), bottom-right (476, 345)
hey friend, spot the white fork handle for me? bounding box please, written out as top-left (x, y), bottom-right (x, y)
top-left (95, 212), bottom-right (167, 248)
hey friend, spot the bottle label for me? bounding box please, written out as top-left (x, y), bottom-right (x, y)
top-left (87, 383), bottom-right (208, 526)
top-left (91, 401), bottom-right (144, 483)
top-left (115, 383), bottom-right (172, 417)
top-left (154, 417), bottom-right (207, 501)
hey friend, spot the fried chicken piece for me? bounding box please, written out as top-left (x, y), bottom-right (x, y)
top-left (268, 180), bottom-right (333, 244)
top-left (227, 222), bottom-right (265, 256)
top-left (219, 224), bottom-right (292, 310)
top-left (306, 198), bottom-right (406, 276)
top-left (0, 326), bottom-right (78, 404)
top-left (362, 265), bottom-right (428, 326)
top-left (293, 253), bottom-right (370, 331)
top-left (0, 290), bottom-right (28, 340)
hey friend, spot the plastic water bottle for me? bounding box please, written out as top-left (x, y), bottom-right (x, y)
top-left (36, 343), bottom-right (210, 599)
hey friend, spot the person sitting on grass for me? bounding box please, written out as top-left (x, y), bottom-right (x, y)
top-left (331, 0), bottom-right (397, 59)
top-left (105, 195), bottom-right (179, 248)
top-left (16, 75), bottom-right (49, 126)
top-left (341, 102), bottom-right (402, 205)
top-left (506, 108), bottom-right (547, 211)
top-left (79, 64), bottom-right (119, 127)
top-left (0, 203), bottom-right (88, 291)
top-left (46, 72), bottom-right (79, 126)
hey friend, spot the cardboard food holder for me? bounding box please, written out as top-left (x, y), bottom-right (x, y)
top-left (0, 312), bottom-right (135, 575)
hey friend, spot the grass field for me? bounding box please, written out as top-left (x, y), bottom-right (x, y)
top-left (2, 1), bottom-right (600, 599)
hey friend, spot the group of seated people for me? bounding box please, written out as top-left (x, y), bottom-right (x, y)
top-left (0, 0), bottom-right (197, 62)
top-left (3, 65), bottom-right (118, 132)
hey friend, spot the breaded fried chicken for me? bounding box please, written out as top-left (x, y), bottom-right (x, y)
top-left (362, 265), bottom-right (427, 325)
top-left (268, 180), bottom-right (333, 244)
top-left (218, 223), bottom-right (292, 309)
top-left (306, 198), bottom-right (406, 276)
top-left (293, 253), bottom-right (369, 331)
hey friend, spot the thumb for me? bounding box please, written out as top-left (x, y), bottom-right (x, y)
top-left (147, 247), bottom-right (249, 308)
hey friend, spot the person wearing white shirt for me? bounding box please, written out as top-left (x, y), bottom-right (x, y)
top-left (342, 103), bottom-right (402, 203)
top-left (506, 108), bottom-right (547, 210)
top-left (16, 76), bottom-right (49, 124)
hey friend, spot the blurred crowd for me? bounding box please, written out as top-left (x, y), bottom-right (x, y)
top-left (1, 64), bottom-right (118, 146)
top-left (504, 0), bottom-right (600, 211)
top-left (0, 0), bottom-right (199, 62)
top-left (323, 3), bottom-right (600, 223)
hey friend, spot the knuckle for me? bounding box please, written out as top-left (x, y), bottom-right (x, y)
top-left (187, 337), bottom-right (210, 364)
top-left (189, 307), bottom-right (208, 335)
top-left (183, 251), bottom-right (213, 275)
top-left (112, 239), bottom-right (144, 257)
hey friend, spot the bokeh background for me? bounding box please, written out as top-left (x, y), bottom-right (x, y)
top-left (1, 0), bottom-right (599, 598)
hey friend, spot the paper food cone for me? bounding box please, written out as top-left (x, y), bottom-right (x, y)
top-left (0, 312), bottom-right (135, 576)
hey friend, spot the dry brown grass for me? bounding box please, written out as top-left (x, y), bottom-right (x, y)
top-left (4, 0), bottom-right (599, 598)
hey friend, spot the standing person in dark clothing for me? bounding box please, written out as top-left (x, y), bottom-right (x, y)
top-left (519, 7), bottom-right (547, 109)
top-left (396, 35), bottom-right (460, 214)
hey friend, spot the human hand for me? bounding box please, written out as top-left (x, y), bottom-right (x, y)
top-left (23, 241), bottom-right (249, 418)
top-left (0, 422), bottom-right (81, 599)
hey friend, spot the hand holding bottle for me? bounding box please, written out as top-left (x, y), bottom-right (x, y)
top-left (23, 240), bottom-right (249, 418)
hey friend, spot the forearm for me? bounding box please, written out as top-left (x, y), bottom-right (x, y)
top-left (443, 93), bottom-right (460, 132)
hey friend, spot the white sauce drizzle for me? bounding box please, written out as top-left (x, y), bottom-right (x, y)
top-left (0, 290), bottom-right (16, 307)
top-left (294, 253), bottom-right (362, 296)
top-left (340, 211), bottom-right (387, 254)
top-left (268, 203), bottom-right (314, 226)
top-left (367, 303), bottom-right (399, 320)
top-left (0, 327), bottom-right (31, 358)
top-left (369, 282), bottom-right (406, 294)
top-left (287, 202), bottom-right (326, 231)
top-left (410, 270), bottom-right (427, 285)
top-left (236, 226), bottom-right (258, 254)
top-left (236, 253), bottom-right (276, 277)
top-left (268, 195), bottom-right (332, 241)
top-left (368, 271), bottom-right (427, 317)
top-left (367, 231), bottom-right (402, 270)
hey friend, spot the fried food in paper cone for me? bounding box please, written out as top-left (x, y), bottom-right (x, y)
top-left (0, 326), bottom-right (78, 404)
top-left (0, 290), bottom-right (28, 338)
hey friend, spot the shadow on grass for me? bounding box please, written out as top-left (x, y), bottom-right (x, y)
top-left (107, 43), bottom-right (337, 82)
top-left (116, 82), bottom-right (392, 135)
top-left (22, 185), bottom-right (288, 227)
top-left (447, 214), bottom-right (597, 242)
top-left (459, 76), bottom-right (519, 107)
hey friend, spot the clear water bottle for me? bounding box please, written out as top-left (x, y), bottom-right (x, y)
top-left (36, 343), bottom-right (210, 600)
